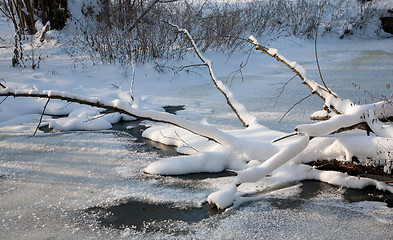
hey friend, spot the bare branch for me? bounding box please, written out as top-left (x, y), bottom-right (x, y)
top-left (329, 122), bottom-right (371, 135)
top-left (271, 132), bottom-right (300, 143)
top-left (226, 46), bottom-right (253, 87)
top-left (279, 93), bottom-right (312, 122)
top-left (0, 96), bottom-right (8, 105)
top-left (128, 0), bottom-right (178, 33)
top-left (177, 64), bottom-right (206, 72)
top-left (314, 3), bottom-right (331, 94)
top-left (128, 0), bottom-right (159, 32)
top-left (273, 74), bottom-right (297, 107)
top-left (33, 98), bottom-right (50, 136)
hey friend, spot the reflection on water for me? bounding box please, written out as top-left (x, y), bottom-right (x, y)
top-left (350, 50), bottom-right (393, 65)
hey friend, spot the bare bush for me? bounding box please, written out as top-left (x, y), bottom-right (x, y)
top-left (70, 0), bottom-right (382, 65)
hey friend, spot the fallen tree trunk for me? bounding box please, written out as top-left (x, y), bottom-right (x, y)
top-left (0, 88), bottom-right (236, 146)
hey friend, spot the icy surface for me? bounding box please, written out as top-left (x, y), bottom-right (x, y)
top-left (1, 132), bottom-right (393, 239)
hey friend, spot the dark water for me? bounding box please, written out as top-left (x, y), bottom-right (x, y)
top-left (86, 180), bottom-right (393, 232)
top-left (110, 105), bottom-right (187, 157)
top-left (86, 200), bottom-right (223, 231)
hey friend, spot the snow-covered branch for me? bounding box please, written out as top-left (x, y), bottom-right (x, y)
top-left (170, 23), bottom-right (257, 128)
top-left (248, 36), bottom-right (393, 138)
top-left (208, 134), bottom-right (310, 209)
top-left (248, 36), bottom-right (351, 115)
top-left (0, 87), bottom-right (237, 145)
top-left (293, 101), bottom-right (393, 137)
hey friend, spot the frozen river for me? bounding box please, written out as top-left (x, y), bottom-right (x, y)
top-left (1, 127), bottom-right (393, 239)
top-left (1, 38), bottom-right (393, 239)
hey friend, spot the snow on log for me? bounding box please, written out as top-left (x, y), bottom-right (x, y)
top-left (235, 134), bottom-right (310, 184)
top-left (296, 101), bottom-right (393, 137)
top-left (207, 135), bottom-right (309, 209)
top-left (0, 87), bottom-right (237, 145)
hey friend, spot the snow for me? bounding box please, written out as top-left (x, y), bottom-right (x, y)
top-left (1, 1), bottom-right (393, 237)
top-left (236, 135), bottom-right (310, 184)
top-left (49, 115), bottom-right (113, 131)
top-left (207, 183), bottom-right (238, 209)
top-left (204, 134), bottom-right (310, 209)
top-left (145, 153), bottom-right (231, 175)
top-left (248, 35), bottom-right (259, 45)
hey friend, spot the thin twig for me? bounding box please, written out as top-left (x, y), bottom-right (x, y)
top-left (352, 82), bottom-right (392, 105)
top-left (0, 96), bottom-right (8, 105)
top-left (273, 74), bottom-right (297, 107)
top-left (33, 98), bottom-right (50, 136)
top-left (314, 2), bottom-right (331, 94)
top-left (174, 131), bottom-right (200, 153)
top-left (178, 64), bottom-right (206, 72)
top-left (56, 102), bottom-right (72, 111)
top-left (226, 46), bottom-right (253, 86)
top-left (279, 93), bottom-right (312, 122)
top-left (60, 46), bottom-right (87, 69)
top-left (272, 132), bottom-right (300, 143)
top-left (128, 0), bottom-right (177, 33)
top-left (83, 112), bottom-right (110, 123)
top-left (158, 130), bottom-right (200, 152)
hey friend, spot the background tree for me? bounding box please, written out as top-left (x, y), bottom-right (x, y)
top-left (0, 0), bottom-right (68, 34)
top-left (0, 0), bottom-right (69, 67)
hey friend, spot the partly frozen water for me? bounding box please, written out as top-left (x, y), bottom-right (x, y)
top-left (1, 127), bottom-right (393, 239)
top-left (1, 38), bottom-right (393, 239)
